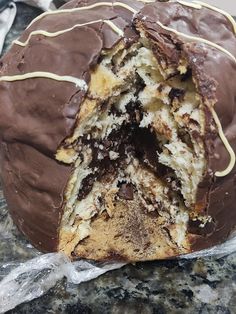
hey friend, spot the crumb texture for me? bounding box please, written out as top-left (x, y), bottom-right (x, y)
top-left (58, 38), bottom-right (207, 261)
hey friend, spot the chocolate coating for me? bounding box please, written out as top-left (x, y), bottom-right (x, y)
top-left (0, 141), bottom-right (70, 251)
top-left (0, 0), bottom-right (235, 256)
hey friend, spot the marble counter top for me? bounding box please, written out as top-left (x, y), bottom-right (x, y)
top-left (0, 3), bottom-right (236, 314)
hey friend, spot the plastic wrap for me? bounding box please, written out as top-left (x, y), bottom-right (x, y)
top-left (15, 0), bottom-right (56, 11)
top-left (0, 253), bottom-right (125, 313)
top-left (0, 3), bottom-right (17, 54)
top-left (0, 0), bottom-right (55, 55)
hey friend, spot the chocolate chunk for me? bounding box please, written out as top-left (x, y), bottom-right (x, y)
top-left (168, 88), bottom-right (185, 102)
top-left (78, 173), bottom-right (96, 201)
top-left (181, 69), bottom-right (192, 82)
top-left (188, 219), bottom-right (216, 236)
top-left (118, 183), bottom-right (134, 200)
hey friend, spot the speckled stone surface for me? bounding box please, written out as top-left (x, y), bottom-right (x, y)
top-left (0, 4), bottom-right (236, 314)
top-left (4, 253), bottom-right (236, 314)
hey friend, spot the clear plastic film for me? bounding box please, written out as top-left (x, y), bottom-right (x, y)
top-left (15, 0), bottom-right (56, 11)
top-left (0, 0), bottom-right (55, 55)
top-left (0, 3), bottom-right (17, 54)
top-left (0, 253), bottom-right (125, 313)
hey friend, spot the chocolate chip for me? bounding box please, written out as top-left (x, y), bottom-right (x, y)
top-left (181, 68), bottom-right (192, 81)
top-left (118, 183), bottom-right (134, 200)
top-left (168, 88), bottom-right (185, 102)
top-left (188, 219), bottom-right (216, 236)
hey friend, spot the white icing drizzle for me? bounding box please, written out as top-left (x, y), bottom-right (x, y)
top-left (0, 72), bottom-right (87, 90)
top-left (27, 1), bottom-right (137, 29)
top-left (193, 1), bottom-right (236, 34)
top-left (138, 0), bottom-right (155, 2)
top-left (14, 19), bottom-right (124, 47)
top-left (176, 1), bottom-right (201, 9)
top-left (103, 19), bottom-right (124, 36)
top-left (210, 108), bottom-right (236, 177)
top-left (156, 21), bottom-right (236, 63)
top-left (113, 1), bottom-right (137, 13)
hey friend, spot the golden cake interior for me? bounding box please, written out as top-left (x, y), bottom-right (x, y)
top-left (56, 31), bottom-right (208, 261)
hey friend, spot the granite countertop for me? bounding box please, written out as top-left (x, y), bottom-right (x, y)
top-left (0, 3), bottom-right (236, 314)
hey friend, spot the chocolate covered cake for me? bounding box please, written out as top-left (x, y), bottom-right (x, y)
top-left (0, 0), bottom-right (235, 261)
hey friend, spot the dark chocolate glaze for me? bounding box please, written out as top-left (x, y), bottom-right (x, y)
top-left (0, 0), bottom-right (235, 256)
top-left (118, 182), bottom-right (134, 200)
top-left (0, 141), bottom-right (70, 251)
top-left (136, 1), bottom-right (236, 251)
